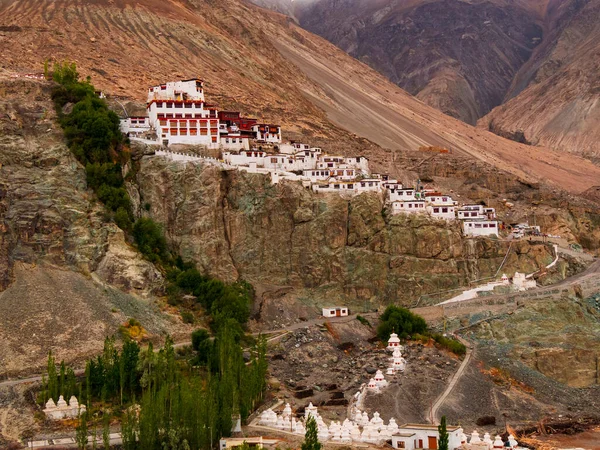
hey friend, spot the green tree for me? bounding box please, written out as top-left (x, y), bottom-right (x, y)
top-left (47, 351), bottom-right (58, 402)
top-left (302, 416), bottom-right (321, 450)
top-left (76, 412), bottom-right (88, 449)
top-left (376, 305), bottom-right (427, 341)
top-left (438, 415), bottom-right (449, 450)
top-left (103, 411), bottom-right (111, 450)
top-left (133, 218), bottom-right (170, 264)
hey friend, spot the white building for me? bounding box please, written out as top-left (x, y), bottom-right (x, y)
top-left (513, 272), bottom-right (536, 290)
top-left (427, 204), bottom-right (456, 220)
top-left (322, 306), bottom-right (349, 318)
top-left (144, 79), bottom-right (221, 147)
top-left (120, 116), bottom-right (151, 136)
top-left (457, 205), bottom-right (496, 221)
top-left (253, 124), bottom-right (282, 143)
top-left (425, 194), bottom-right (456, 206)
top-left (391, 200), bottom-right (427, 215)
top-left (219, 437), bottom-right (280, 450)
top-left (462, 220), bottom-right (500, 237)
top-left (391, 424), bottom-right (463, 450)
top-left (389, 188), bottom-right (418, 202)
top-left (311, 180), bottom-right (380, 195)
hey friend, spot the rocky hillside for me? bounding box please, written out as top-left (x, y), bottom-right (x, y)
top-left (481, 0), bottom-right (600, 161)
top-left (0, 77), bottom-right (183, 376)
top-left (293, 0), bottom-right (543, 124)
top-left (2, 0), bottom-right (600, 194)
top-left (133, 153), bottom-right (566, 318)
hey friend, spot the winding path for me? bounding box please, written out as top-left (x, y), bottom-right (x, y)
top-left (428, 336), bottom-right (473, 424)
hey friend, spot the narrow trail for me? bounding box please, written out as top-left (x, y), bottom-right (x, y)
top-left (428, 336), bottom-right (473, 424)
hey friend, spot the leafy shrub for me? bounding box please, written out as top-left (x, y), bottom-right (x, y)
top-left (114, 207), bottom-right (132, 232)
top-left (377, 306), bottom-right (427, 341)
top-left (181, 311), bottom-right (194, 324)
top-left (356, 315), bottom-right (371, 327)
top-left (51, 61), bottom-right (128, 232)
top-left (432, 334), bottom-right (467, 356)
top-left (132, 218), bottom-right (170, 264)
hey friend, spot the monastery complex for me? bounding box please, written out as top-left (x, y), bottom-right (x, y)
top-left (121, 79), bottom-right (504, 238)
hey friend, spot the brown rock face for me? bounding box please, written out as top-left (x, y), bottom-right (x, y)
top-left (135, 157), bottom-right (557, 311)
top-left (297, 0), bottom-right (543, 124)
top-left (0, 78), bottom-right (161, 295)
top-left (472, 298), bottom-right (600, 388)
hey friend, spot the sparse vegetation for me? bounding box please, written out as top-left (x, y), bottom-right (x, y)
top-left (377, 305), bottom-right (427, 340)
top-left (432, 333), bottom-right (467, 356)
top-left (378, 306), bottom-right (466, 356)
top-left (356, 315), bottom-right (371, 327)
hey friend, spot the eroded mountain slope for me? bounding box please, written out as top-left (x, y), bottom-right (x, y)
top-left (296, 0), bottom-right (543, 124)
top-left (0, 77), bottom-right (179, 375)
top-left (481, 0), bottom-right (600, 161)
top-left (1, 0), bottom-right (600, 193)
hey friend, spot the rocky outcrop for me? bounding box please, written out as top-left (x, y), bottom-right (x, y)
top-left (0, 78), bottom-right (161, 295)
top-left (135, 157), bottom-right (556, 312)
top-left (470, 297), bottom-right (600, 388)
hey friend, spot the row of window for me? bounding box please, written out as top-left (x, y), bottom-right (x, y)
top-left (224, 138), bottom-right (245, 144)
top-left (465, 222), bottom-right (497, 228)
top-left (397, 203), bottom-right (425, 209)
top-left (432, 207), bottom-right (453, 213)
top-left (166, 129), bottom-right (218, 136)
top-left (158, 113), bottom-right (215, 120)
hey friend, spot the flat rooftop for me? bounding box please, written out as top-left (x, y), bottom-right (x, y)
top-left (400, 423), bottom-right (461, 432)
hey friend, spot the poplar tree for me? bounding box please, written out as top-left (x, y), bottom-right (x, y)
top-left (438, 415), bottom-right (449, 450)
top-left (103, 411), bottom-right (110, 450)
top-left (47, 351), bottom-right (58, 402)
top-left (302, 416), bottom-right (321, 450)
top-left (76, 413), bottom-right (88, 449)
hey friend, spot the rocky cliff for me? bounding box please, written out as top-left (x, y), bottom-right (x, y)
top-left (468, 296), bottom-right (600, 389)
top-left (134, 155), bottom-right (558, 318)
top-left (0, 77), bottom-right (179, 376)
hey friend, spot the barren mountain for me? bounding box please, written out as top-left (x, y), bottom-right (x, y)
top-left (2, 0), bottom-right (600, 194)
top-left (481, 0), bottom-right (600, 160)
top-left (256, 0), bottom-right (600, 159)
top-left (292, 0), bottom-right (544, 124)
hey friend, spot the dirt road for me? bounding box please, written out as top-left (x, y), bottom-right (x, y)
top-left (427, 336), bottom-right (473, 424)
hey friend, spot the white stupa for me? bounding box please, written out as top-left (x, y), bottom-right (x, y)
top-left (305, 402), bottom-right (318, 420)
top-left (370, 412), bottom-right (384, 431)
top-left (374, 370), bottom-right (387, 387)
top-left (282, 403), bottom-right (292, 418)
top-left (483, 432), bottom-right (493, 448)
top-left (387, 418), bottom-right (399, 435)
top-left (470, 430), bottom-right (481, 443)
top-left (492, 435), bottom-right (504, 449)
top-left (387, 332), bottom-right (401, 351)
